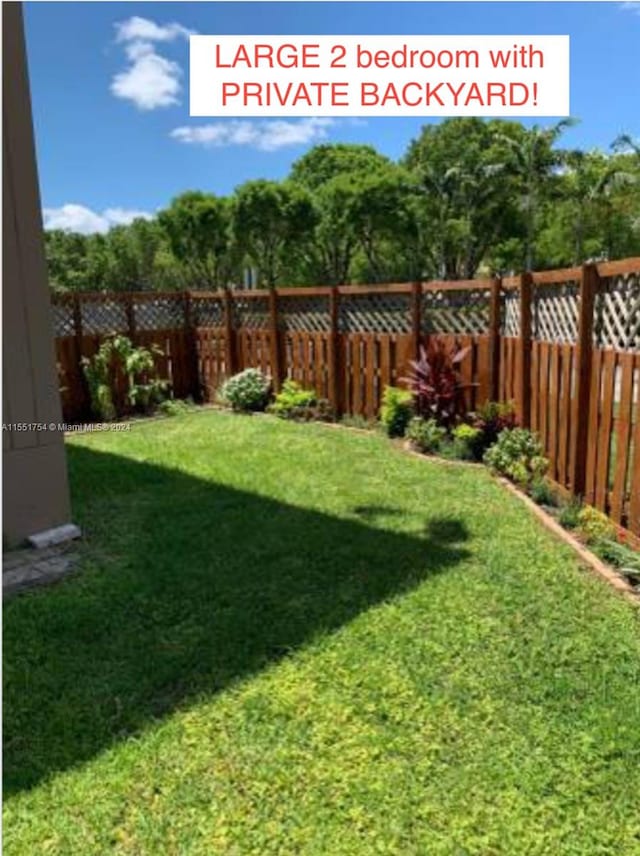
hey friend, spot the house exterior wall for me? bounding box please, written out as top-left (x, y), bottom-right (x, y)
top-left (3, 3), bottom-right (73, 544)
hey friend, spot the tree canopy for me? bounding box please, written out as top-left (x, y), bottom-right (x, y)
top-left (45, 121), bottom-right (640, 293)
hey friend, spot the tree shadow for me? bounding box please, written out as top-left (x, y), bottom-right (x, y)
top-left (4, 445), bottom-right (470, 795)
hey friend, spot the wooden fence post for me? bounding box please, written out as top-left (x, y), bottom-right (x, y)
top-left (411, 281), bottom-right (422, 360)
top-left (223, 288), bottom-right (236, 378)
top-left (489, 276), bottom-right (502, 402)
top-left (519, 271), bottom-right (533, 427)
top-left (269, 288), bottom-right (282, 392)
top-left (329, 286), bottom-right (341, 415)
top-left (569, 262), bottom-right (598, 495)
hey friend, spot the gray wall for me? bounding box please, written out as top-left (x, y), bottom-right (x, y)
top-left (3, 3), bottom-right (73, 545)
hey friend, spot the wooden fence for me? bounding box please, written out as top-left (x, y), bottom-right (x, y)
top-left (52, 257), bottom-right (640, 536)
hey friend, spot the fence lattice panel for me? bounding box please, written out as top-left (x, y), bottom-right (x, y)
top-left (595, 272), bottom-right (640, 352)
top-left (234, 296), bottom-right (270, 330)
top-left (134, 296), bottom-right (185, 331)
top-left (52, 301), bottom-right (75, 337)
top-left (339, 292), bottom-right (412, 333)
top-left (80, 297), bottom-right (128, 335)
top-left (191, 295), bottom-right (225, 327)
top-left (502, 291), bottom-right (520, 337)
top-left (422, 288), bottom-right (490, 335)
top-left (532, 281), bottom-right (580, 344)
top-left (279, 295), bottom-right (331, 332)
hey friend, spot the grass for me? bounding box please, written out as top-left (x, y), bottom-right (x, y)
top-left (4, 410), bottom-right (640, 855)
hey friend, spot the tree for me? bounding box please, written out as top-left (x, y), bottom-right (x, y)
top-left (158, 192), bottom-right (232, 289)
top-left (232, 180), bottom-right (316, 288)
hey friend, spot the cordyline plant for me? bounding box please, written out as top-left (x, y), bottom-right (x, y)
top-left (401, 340), bottom-right (475, 428)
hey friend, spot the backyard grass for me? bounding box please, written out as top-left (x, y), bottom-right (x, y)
top-left (4, 410), bottom-right (640, 855)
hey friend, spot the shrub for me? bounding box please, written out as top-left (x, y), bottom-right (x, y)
top-left (379, 386), bottom-right (414, 437)
top-left (269, 381), bottom-right (334, 422)
top-left (158, 398), bottom-right (194, 417)
top-left (592, 538), bottom-right (640, 577)
top-left (406, 417), bottom-right (446, 454)
top-left (402, 341), bottom-right (475, 428)
top-left (468, 400), bottom-right (517, 454)
top-left (451, 423), bottom-right (483, 461)
top-left (576, 505), bottom-right (616, 544)
top-left (81, 334), bottom-right (168, 421)
top-left (558, 497), bottom-right (582, 530)
top-left (484, 428), bottom-right (548, 488)
top-left (529, 478), bottom-right (556, 507)
top-left (341, 414), bottom-right (377, 431)
top-left (220, 368), bottom-right (271, 412)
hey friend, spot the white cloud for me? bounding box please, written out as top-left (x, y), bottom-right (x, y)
top-left (43, 204), bottom-right (152, 234)
top-left (111, 51), bottom-right (182, 110)
top-left (115, 16), bottom-right (194, 43)
top-left (111, 16), bottom-right (193, 110)
top-left (620, 1), bottom-right (640, 14)
top-left (170, 118), bottom-right (336, 152)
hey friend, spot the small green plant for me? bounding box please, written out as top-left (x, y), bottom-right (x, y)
top-left (269, 380), bottom-right (317, 419)
top-left (220, 368), bottom-right (271, 412)
top-left (484, 428), bottom-right (548, 488)
top-left (158, 398), bottom-right (194, 417)
top-left (529, 478), bottom-right (557, 507)
top-left (81, 334), bottom-right (168, 421)
top-left (576, 505), bottom-right (616, 544)
top-left (451, 423), bottom-right (483, 461)
top-left (558, 497), bottom-right (582, 530)
top-left (340, 414), bottom-right (377, 431)
top-left (379, 386), bottom-right (414, 437)
top-left (406, 417), bottom-right (446, 454)
top-left (468, 400), bottom-right (517, 454)
top-left (592, 538), bottom-right (640, 577)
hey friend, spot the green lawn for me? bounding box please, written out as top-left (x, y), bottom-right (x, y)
top-left (4, 411), bottom-right (640, 855)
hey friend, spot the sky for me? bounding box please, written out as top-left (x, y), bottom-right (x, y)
top-left (24, 1), bottom-right (640, 234)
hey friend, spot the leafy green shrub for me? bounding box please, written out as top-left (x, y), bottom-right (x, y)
top-left (451, 423), bottom-right (483, 460)
top-left (406, 417), bottom-right (446, 454)
top-left (81, 334), bottom-right (168, 421)
top-left (558, 497), bottom-right (582, 530)
top-left (468, 400), bottom-right (517, 454)
top-left (592, 538), bottom-right (640, 578)
top-left (379, 386), bottom-right (414, 437)
top-left (576, 505), bottom-right (616, 544)
top-left (529, 478), bottom-right (557, 507)
top-left (158, 398), bottom-right (194, 417)
top-left (403, 342), bottom-right (474, 427)
top-left (220, 369), bottom-right (271, 412)
top-left (484, 428), bottom-right (548, 488)
top-left (268, 380), bottom-right (333, 421)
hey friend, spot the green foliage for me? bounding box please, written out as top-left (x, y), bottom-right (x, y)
top-left (529, 478), bottom-right (557, 507)
top-left (158, 398), bottom-right (195, 417)
top-left (469, 400), bottom-right (518, 454)
top-left (340, 414), bottom-right (377, 431)
top-left (406, 417), bottom-right (446, 453)
top-left (220, 368), bottom-right (271, 412)
top-left (484, 428), bottom-right (548, 487)
top-left (81, 334), bottom-right (168, 420)
top-left (379, 386), bottom-right (414, 437)
top-left (592, 538), bottom-right (640, 578)
top-left (558, 497), bottom-right (583, 530)
top-left (451, 423), bottom-right (484, 461)
top-left (576, 505), bottom-right (617, 544)
top-left (268, 380), bottom-right (333, 422)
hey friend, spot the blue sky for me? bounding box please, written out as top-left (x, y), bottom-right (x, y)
top-left (24, 1), bottom-right (640, 233)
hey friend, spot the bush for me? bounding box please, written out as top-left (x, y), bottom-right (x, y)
top-left (341, 414), bottom-right (377, 431)
top-left (576, 505), bottom-right (616, 544)
top-left (558, 497), bottom-right (582, 530)
top-left (484, 428), bottom-right (548, 488)
top-left (269, 380), bottom-right (316, 419)
top-left (81, 333), bottom-right (168, 421)
top-left (451, 423), bottom-right (484, 461)
top-left (468, 400), bottom-right (517, 454)
top-left (402, 341), bottom-right (474, 428)
top-left (529, 478), bottom-right (556, 507)
top-left (220, 369), bottom-right (271, 412)
top-left (406, 417), bottom-right (446, 454)
top-left (592, 538), bottom-right (640, 577)
top-left (158, 398), bottom-right (195, 417)
top-left (379, 386), bottom-right (414, 437)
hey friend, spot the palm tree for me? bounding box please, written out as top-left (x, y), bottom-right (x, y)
top-left (497, 119), bottom-right (577, 270)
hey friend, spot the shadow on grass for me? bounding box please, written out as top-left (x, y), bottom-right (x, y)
top-left (4, 445), bottom-right (470, 795)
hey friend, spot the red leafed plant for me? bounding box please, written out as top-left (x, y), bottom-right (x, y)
top-left (402, 340), bottom-right (475, 427)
